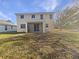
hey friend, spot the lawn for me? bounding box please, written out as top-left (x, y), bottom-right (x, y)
top-left (0, 34), bottom-right (16, 39)
top-left (0, 32), bottom-right (24, 39)
top-left (0, 32), bottom-right (79, 59)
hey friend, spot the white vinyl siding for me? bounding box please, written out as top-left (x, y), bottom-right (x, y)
top-left (0, 25), bottom-right (5, 32)
top-left (0, 25), bottom-right (16, 32)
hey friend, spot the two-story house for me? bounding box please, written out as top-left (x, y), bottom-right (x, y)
top-left (16, 12), bottom-right (54, 33)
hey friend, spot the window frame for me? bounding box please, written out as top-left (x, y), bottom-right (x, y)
top-left (32, 15), bottom-right (35, 19)
top-left (20, 24), bottom-right (26, 29)
top-left (40, 14), bottom-right (43, 19)
top-left (20, 15), bottom-right (24, 19)
top-left (5, 25), bottom-right (7, 30)
top-left (50, 14), bottom-right (53, 19)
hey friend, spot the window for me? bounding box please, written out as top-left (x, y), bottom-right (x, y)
top-left (32, 15), bottom-right (35, 19)
top-left (46, 24), bottom-right (48, 27)
top-left (5, 25), bottom-right (7, 30)
top-left (40, 14), bottom-right (43, 19)
top-left (20, 24), bottom-right (26, 29)
top-left (50, 14), bottom-right (53, 19)
top-left (20, 15), bottom-right (24, 19)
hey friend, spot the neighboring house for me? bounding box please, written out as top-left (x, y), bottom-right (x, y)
top-left (0, 20), bottom-right (17, 32)
top-left (16, 12), bottom-right (54, 33)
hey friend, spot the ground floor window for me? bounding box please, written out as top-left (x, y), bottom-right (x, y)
top-left (5, 25), bottom-right (7, 30)
top-left (20, 24), bottom-right (26, 29)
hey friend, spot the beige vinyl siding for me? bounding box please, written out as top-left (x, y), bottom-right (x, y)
top-left (16, 12), bottom-right (54, 33)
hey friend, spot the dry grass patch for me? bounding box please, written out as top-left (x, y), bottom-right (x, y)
top-left (0, 32), bottom-right (79, 59)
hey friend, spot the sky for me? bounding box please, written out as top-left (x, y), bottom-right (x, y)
top-left (0, 0), bottom-right (73, 24)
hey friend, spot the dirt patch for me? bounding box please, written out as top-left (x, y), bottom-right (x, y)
top-left (0, 33), bottom-right (79, 59)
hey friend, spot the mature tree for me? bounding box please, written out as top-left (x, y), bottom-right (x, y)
top-left (55, 0), bottom-right (79, 30)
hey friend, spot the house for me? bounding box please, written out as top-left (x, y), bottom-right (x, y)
top-left (16, 12), bottom-right (54, 33)
top-left (0, 19), bottom-right (17, 32)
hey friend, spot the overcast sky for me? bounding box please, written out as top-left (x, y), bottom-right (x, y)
top-left (0, 0), bottom-right (73, 24)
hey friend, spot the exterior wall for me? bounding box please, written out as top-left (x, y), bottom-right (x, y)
top-left (43, 14), bottom-right (54, 32)
top-left (17, 17), bottom-right (27, 32)
top-left (16, 13), bottom-right (54, 33)
top-left (0, 25), bottom-right (17, 32)
top-left (8, 25), bottom-right (17, 32)
top-left (0, 25), bottom-right (5, 32)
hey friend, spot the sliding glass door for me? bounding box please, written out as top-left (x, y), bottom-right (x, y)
top-left (34, 24), bottom-right (39, 32)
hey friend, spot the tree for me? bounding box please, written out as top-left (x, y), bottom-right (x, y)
top-left (55, 0), bottom-right (79, 30)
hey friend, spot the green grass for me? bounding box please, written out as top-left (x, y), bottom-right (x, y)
top-left (0, 34), bottom-right (16, 39)
top-left (0, 32), bottom-right (79, 59)
top-left (0, 32), bottom-right (24, 39)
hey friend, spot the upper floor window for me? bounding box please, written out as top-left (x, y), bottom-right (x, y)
top-left (20, 24), bottom-right (26, 29)
top-left (20, 15), bottom-right (24, 19)
top-left (50, 14), bottom-right (53, 19)
top-left (40, 14), bottom-right (43, 19)
top-left (32, 15), bottom-right (35, 19)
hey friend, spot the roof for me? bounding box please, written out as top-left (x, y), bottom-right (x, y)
top-left (0, 20), bottom-right (16, 26)
top-left (16, 12), bottom-right (55, 15)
